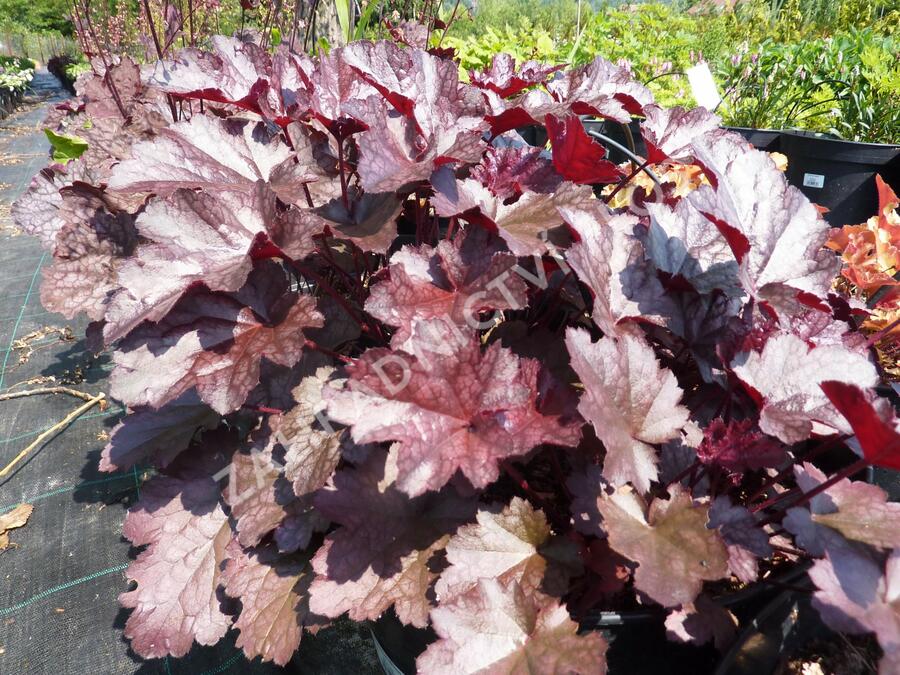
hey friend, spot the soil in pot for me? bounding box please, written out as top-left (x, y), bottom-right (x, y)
top-left (776, 634), bottom-right (880, 675)
top-left (715, 591), bottom-right (881, 675)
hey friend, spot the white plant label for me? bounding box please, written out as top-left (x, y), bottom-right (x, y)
top-left (803, 173), bottom-right (825, 189)
top-left (686, 62), bottom-right (721, 111)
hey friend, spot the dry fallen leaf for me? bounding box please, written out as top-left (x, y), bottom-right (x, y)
top-left (0, 504), bottom-right (34, 550)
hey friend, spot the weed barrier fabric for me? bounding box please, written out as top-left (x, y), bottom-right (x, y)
top-left (0, 73), bottom-right (380, 675)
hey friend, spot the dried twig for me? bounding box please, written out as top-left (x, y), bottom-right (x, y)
top-left (0, 392), bottom-right (106, 479)
top-left (0, 386), bottom-right (102, 404)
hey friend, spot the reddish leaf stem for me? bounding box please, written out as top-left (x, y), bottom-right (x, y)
top-left (866, 314), bottom-right (900, 348)
top-left (141, 0), bottom-right (180, 121)
top-left (336, 133), bottom-right (351, 213)
top-left (603, 160), bottom-right (650, 205)
top-left (750, 486), bottom-right (800, 514)
top-left (438, 0), bottom-right (462, 47)
top-left (76, 0), bottom-right (129, 121)
top-left (314, 235), bottom-right (365, 301)
top-left (688, 464), bottom-right (707, 490)
top-left (665, 458), bottom-right (702, 489)
top-left (304, 340), bottom-right (352, 364)
top-left (757, 457), bottom-right (869, 527)
top-left (243, 404), bottom-right (284, 415)
top-left (747, 434), bottom-right (847, 503)
top-left (444, 215), bottom-right (458, 241)
top-left (770, 543), bottom-right (811, 559)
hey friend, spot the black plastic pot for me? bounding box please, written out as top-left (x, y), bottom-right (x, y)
top-left (585, 119), bottom-right (646, 165)
top-left (715, 590), bottom-right (813, 675)
top-left (721, 127), bottom-right (784, 153)
top-left (712, 578), bottom-right (880, 674)
top-left (779, 131), bottom-right (900, 228)
top-left (370, 612), bottom-right (719, 675)
top-left (517, 124), bottom-right (547, 148)
top-left (710, 583), bottom-right (885, 675)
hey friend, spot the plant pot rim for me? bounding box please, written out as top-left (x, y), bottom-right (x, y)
top-left (721, 125), bottom-right (784, 133)
top-left (780, 129), bottom-right (900, 161)
top-left (711, 569), bottom-right (836, 675)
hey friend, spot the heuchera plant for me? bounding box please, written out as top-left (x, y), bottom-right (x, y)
top-left (13, 33), bottom-right (900, 673)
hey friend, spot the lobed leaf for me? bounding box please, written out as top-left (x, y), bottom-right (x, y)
top-left (308, 448), bottom-right (475, 627)
top-left (598, 485), bottom-right (728, 607)
top-left (110, 263), bottom-right (323, 414)
top-left (325, 325), bottom-right (581, 496)
top-left (435, 497), bottom-right (552, 602)
top-left (566, 327), bottom-right (690, 493)
top-left (419, 578), bottom-right (608, 674)
top-left (120, 470), bottom-right (232, 658)
top-left (731, 333), bottom-right (878, 443)
top-left (221, 541), bottom-right (324, 666)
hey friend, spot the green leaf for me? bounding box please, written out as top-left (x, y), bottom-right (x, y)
top-left (353, 0), bottom-right (381, 41)
top-left (44, 128), bottom-right (88, 163)
top-left (334, 0), bottom-right (351, 45)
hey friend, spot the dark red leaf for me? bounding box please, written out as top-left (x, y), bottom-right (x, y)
top-left (821, 381), bottom-right (900, 471)
top-left (469, 143), bottom-right (562, 199)
top-left (696, 419), bottom-right (786, 479)
top-left (545, 114), bottom-right (622, 185)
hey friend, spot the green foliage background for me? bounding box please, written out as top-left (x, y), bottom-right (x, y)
top-left (0, 0), bottom-right (74, 35)
top-left (443, 0), bottom-right (899, 142)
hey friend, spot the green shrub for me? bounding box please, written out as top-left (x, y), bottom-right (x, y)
top-left (0, 55), bottom-right (36, 71)
top-left (448, 0), bottom-right (584, 42)
top-left (64, 61), bottom-right (91, 81)
top-left (444, 0), bottom-right (899, 142)
top-left (46, 53), bottom-right (86, 93)
top-left (0, 55), bottom-right (33, 94)
top-left (717, 28), bottom-right (899, 142)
